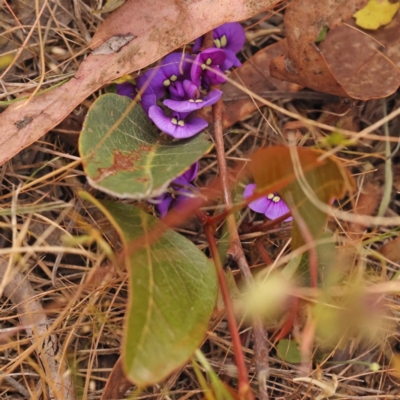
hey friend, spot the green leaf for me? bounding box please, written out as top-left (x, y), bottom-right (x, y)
top-left (315, 26), bottom-right (329, 43)
top-left (248, 146), bottom-right (354, 249)
top-left (80, 192), bottom-right (218, 386)
top-left (276, 339), bottom-right (301, 364)
top-left (287, 232), bottom-right (337, 285)
top-left (79, 94), bottom-right (212, 199)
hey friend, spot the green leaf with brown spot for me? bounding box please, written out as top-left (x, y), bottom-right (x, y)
top-left (81, 192), bottom-right (218, 386)
top-left (79, 94), bottom-right (212, 199)
top-left (248, 146), bottom-right (354, 249)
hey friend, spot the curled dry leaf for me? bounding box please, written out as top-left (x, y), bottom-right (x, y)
top-left (270, 0), bottom-right (400, 100)
top-left (0, 0), bottom-right (279, 167)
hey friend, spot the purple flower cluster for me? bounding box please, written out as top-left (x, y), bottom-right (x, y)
top-left (149, 162), bottom-right (200, 218)
top-left (243, 184), bottom-right (292, 221)
top-left (116, 22), bottom-right (245, 140)
top-left (116, 23), bottom-right (245, 217)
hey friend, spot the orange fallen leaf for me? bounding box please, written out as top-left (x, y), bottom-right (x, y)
top-left (0, 0), bottom-right (279, 167)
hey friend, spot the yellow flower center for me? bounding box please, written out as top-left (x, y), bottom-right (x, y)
top-left (171, 117), bottom-right (185, 127)
top-left (220, 34), bottom-right (227, 48)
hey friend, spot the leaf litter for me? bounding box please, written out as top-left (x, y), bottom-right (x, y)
top-left (1, 0), bottom-right (400, 399)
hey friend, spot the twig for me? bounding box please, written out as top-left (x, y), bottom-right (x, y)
top-left (211, 93), bottom-right (269, 399)
top-left (0, 374), bottom-right (31, 398)
top-left (0, 257), bottom-right (75, 400)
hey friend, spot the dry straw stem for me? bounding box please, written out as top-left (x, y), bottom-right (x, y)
top-left (0, 257), bottom-right (75, 400)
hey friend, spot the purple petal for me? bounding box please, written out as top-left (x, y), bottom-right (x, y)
top-left (116, 82), bottom-right (135, 99)
top-left (244, 184), bottom-right (292, 221)
top-left (141, 92), bottom-right (157, 114)
top-left (214, 22), bottom-right (245, 53)
top-left (243, 184), bottom-right (270, 214)
top-left (190, 62), bottom-right (203, 87)
top-left (199, 48), bottom-right (227, 65)
top-left (160, 52), bottom-right (192, 81)
top-left (148, 106), bottom-right (208, 139)
top-left (169, 81), bottom-right (187, 100)
top-left (204, 68), bottom-right (226, 85)
top-left (192, 37), bottom-right (203, 52)
top-left (136, 70), bottom-right (165, 99)
top-left (191, 48), bottom-right (227, 86)
top-left (176, 162), bottom-right (199, 183)
top-left (163, 89), bottom-right (222, 112)
top-left (157, 194), bottom-right (173, 218)
top-left (183, 80), bottom-right (199, 99)
top-left (264, 200), bottom-right (292, 221)
top-left (220, 49), bottom-right (242, 71)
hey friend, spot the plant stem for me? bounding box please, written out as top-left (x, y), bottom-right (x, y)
top-left (204, 224), bottom-right (254, 400)
top-left (210, 94), bottom-right (269, 399)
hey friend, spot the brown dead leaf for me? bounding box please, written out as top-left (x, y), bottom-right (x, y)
top-left (269, 0), bottom-right (400, 100)
top-left (271, 0), bottom-right (400, 100)
top-left (0, 0), bottom-right (279, 167)
top-left (318, 11), bottom-right (400, 99)
top-left (380, 235), bottom-right (400, 265)
top-left (349, 181), bottom-right (383, 237)
top-left (270, 0), bottom-right (367, 97)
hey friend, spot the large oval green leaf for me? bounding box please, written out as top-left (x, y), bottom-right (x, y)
top-left (81, 192), bottom-right (217, 386)
top-left (79, 94), bottom-right (212, 199)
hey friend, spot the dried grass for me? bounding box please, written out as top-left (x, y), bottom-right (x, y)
top-left (0, 1), bottom-right (399, 399)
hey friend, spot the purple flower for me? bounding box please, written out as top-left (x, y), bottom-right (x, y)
top-left (116, 82), bottom-right (136, 98)
top-left (191, 48), bottom-right (227, 87)
top-left (164, 80), bottom-right (222, 112)
top-left (193, 23), bottom-right (245, 70)
top-left (137, 53), bottom-right (192, 101)
top-left (148, 106), bottom-right (208, 139)
top-left (151, 162), bottom-right (200, 218)
top-left (116, 80), bottom-right (156, 114)
top-left (243, 184), bottom-right (292, 221)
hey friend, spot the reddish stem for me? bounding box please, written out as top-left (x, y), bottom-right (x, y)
top-left (273, 297), bottom-right (299, 342)
top-left (204, 224), bottom-right (254, 400)
top-left (209, 91), bottom-right (266, 399)
top-left (255, 240), bottom-right (273, 265)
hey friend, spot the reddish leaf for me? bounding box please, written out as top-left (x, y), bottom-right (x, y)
top-left (248, 146), bottom-right (355, 249)
top-left (0, 0), bottom-right (279, 167)
top-left (100, 357), bottom-right (132, 400)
